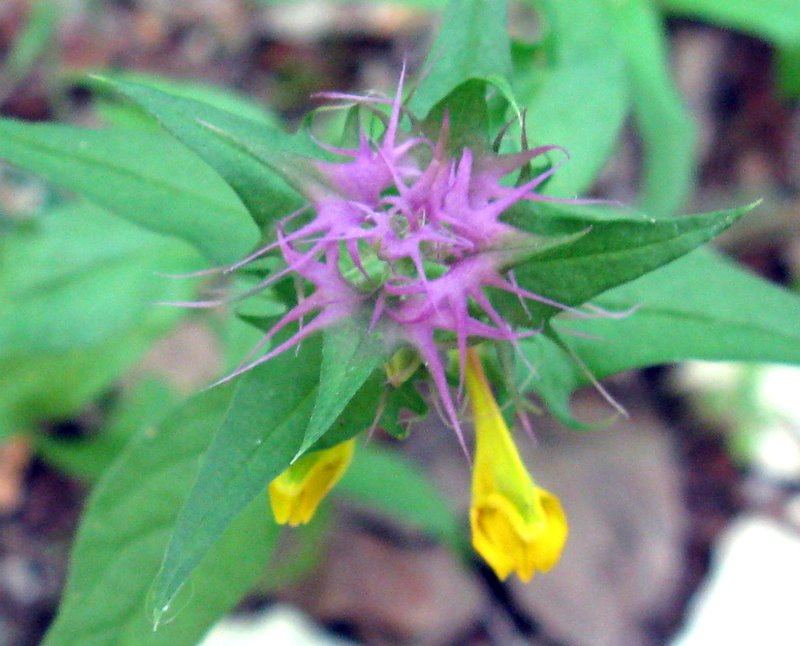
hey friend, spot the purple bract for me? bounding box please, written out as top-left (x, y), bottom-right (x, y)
top-left (200, 72), bottom-right (611, 452)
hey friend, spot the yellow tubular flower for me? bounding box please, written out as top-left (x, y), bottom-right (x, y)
top-left (465, 348), bottom-right (568, 582)
top-left (268, 438), bottom-right (356, 526)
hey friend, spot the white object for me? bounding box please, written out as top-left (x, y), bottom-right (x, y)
top-left (672, 515), bottom-right (800, 646)
top-left (201, 604), bottom-right (353, 646)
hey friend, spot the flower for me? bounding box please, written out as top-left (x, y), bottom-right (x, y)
top-left (170, 69), bottom-right (590, 579)
top-left (268, 437), bottom-right (356, 526)
top-left (215, 70), bottom-right (600, 455)
top-left (465, 347), bottom-right (568, 582)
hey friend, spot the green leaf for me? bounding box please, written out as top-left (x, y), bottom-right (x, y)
top-left (0, 122), bottom-right (257, 264)
top-left (84, 71), bottom-right (280, 129)
top-left (298, 319), bottom-right (390, 457)
top-left (519, 249), bottom-right (800, 426)
top-left (0, 327), bottom-right (170, 437)
top-left (305, 372), bottom-right (385, 451)
top-left (423, 79), bottom-right (491, 153)
top-left (521, 57), bottom-right (629, 196)
top-left (307, 369), bottom-right (428, 451)
top-left (35, 379), bottom-right (176, 482)
top-left (43, 386), bottom-right (281, 646)
top-left (604, 0), bottom-right (697, 216)
top-left (338, 442), bottom-right (466, 552)
top-left (151, 334), bottom-right (323, 624)
top-left (0, 203), bottom-right (199, 433)
top-left (504, 202), bottom-right (752, 322)
top-left (521, 0), bottom-right (630, 195)
top-left (0, 203), bottom-right (201, 354)
top-left (658, 0), bottom-right (800, 48)
top-left (778, 44), bottom-right (800, 99)
top-left (410, 0), bottom-right (512, 117)
top-left (377, 377), bottom-right (429, 439)
top-left (97, 77), bottom-right (321, 231)
top-left (2, 0), bottom-right (60, 79)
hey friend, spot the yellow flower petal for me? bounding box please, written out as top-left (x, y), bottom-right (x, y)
top-left (268, 438), bottom-right (356, 526)
top-left (465, 348), bottom-right (568, 582)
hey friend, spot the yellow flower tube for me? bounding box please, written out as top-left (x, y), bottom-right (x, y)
top-left (465, 348), bottom-right (568, 582)
top-left (268, 438), bottom-right (356, 526)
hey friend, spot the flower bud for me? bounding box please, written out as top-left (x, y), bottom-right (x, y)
top-left (269, 438), bottom-right (356, 526)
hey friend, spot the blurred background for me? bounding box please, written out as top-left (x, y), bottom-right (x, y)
top-left (0, 1), bottom-right (799, 645)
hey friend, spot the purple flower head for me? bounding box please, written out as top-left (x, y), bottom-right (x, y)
top-left (213, 71), bottom-right (608, 454)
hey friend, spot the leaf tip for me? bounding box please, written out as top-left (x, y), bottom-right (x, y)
top-left (746, 198), bottom-right (764, 212)
top-left (85, 73), bottom-right (111, 87)
top-left (146, 567), bottom-right (187, 632)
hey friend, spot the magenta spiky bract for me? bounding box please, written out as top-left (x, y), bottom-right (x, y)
top-left (227, 72), bottom-right (588, 453)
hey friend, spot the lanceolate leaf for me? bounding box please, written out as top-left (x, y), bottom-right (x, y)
top-left (0, 203), bottom-right (199, 433)
top-left (659, 0), bottom-right (800, 48)
top-left (151, 335), bottom-right (323, 623)
top-left (97, 77), bottom-right (323, 230)
top-left (503, 202), bottom-right (752, 323)
top-left (522, 0), bottom-right (630, 195)
top-left (423, 79), bottom-right (491, 153)
top-left (0, 122), bottom-right (256, 264)
top-left (521, 54), bottom-right (629, 197)
top-left (44, 386), bottom-right (281, 646)
top-left (85, 70), bottom-right (280, 129)
top-left (298, 318), bottom-right (391, 457)
top-left (3, 0), bottom-right (60, 79)
top-left (152, 317), bottom-right (409, 618)
top-left (307, 371), bottom-right (428, 450)
top-left (604, 0), bottom-right (697, 216)
top-left (35, 379), bottom-right (176, 482)
top-left (306, 371), bottom-right (386, 451)
top-left (410, 0), bottom-right (512, 117)
top-left (519, 249), bottom-right (800, 426)
top-left (0, 203), bottom-right (200, 354)
top-left (574, 249), bottom-right (800, 366)
top-left (1, 326), bottom-right (170, 437)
